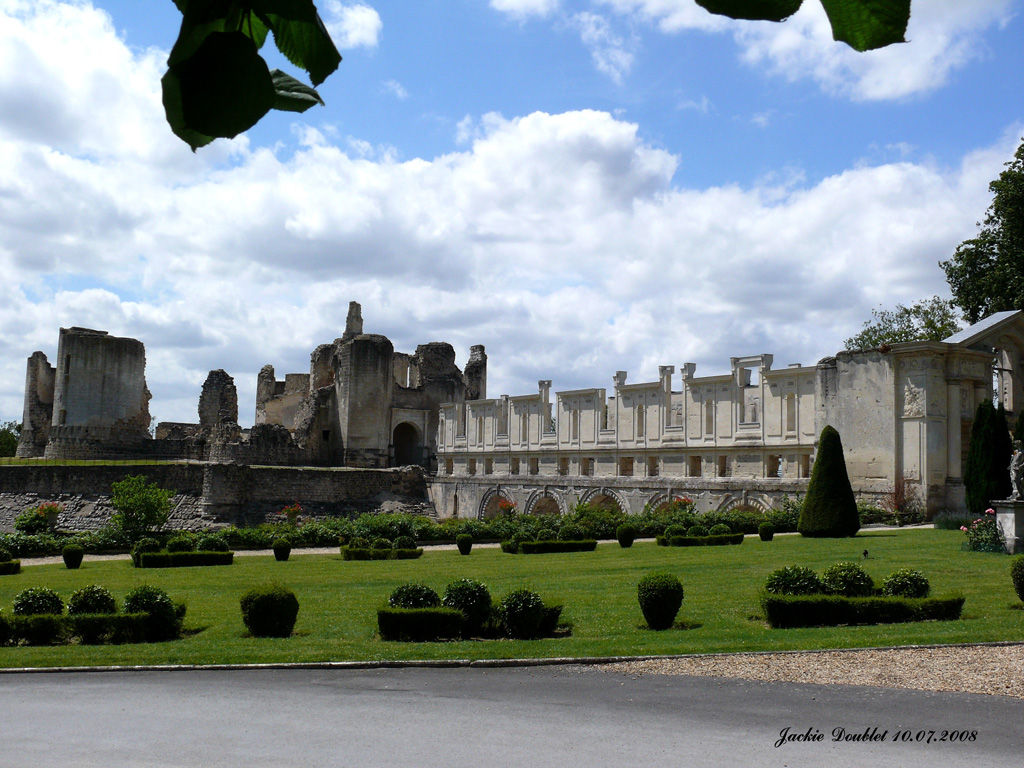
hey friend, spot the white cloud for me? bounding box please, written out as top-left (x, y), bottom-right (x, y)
top-left (382, 79), bottom-right (409, 99)
top-left (596, 0), bottom-right (1017, 100)
top-left (571, 11), bottom-right (635, 83)
top-left (324, 1), bottom-right (382, 49)
top-left (0, 0), bottom-right (1019, 429)
top-left (490, 0), bottom-right (561, 19)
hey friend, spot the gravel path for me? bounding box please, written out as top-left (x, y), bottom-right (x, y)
top-left (604, 644), bottom-right (1024, 699)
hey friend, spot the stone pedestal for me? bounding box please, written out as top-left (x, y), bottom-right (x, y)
top-left (993, 500), bottom-right (1024, 555)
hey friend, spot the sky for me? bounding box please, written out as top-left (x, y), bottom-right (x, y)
top-left (1, 0), bottom-right (1023, 428)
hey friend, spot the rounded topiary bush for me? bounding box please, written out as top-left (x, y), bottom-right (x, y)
top-left (763, 565), bottom-right (822, 595)
top-left (130, 537), bottom-right (162, 567)
top-left (821, 562), bottom-right (874, 597)
top-left (371, 537), bottom-right (392, 550)
top-left (456, 534), bottom-right (473, 556)
top-left (272, 538), bottom-right (292, 562)
top-left (442, 578), bottom-right (491, 634)
top-left (708, 523), bottom-right (731, 536)
top-left (349, 536), bottom-right (369, 550)
top-left (616, 523), bottom-right (636, 548)
top-left (13, 586), bottom-right (64, 616)
top-left (62, 543), bottom-right (84, 570)
top-left (686, 524), bottom-right (708, 538)
top-left (499, 588), bottom-right (546, 639)
top-left (240, 584), bottom-right (299, 638)
top-left (537, 528), bottom-right (556, 541)
top-left (197, 534), bottom-right (229, 552)
top-left (758, 522), bottom-right (775, 542)
top-left (1011, 556), bottom-right (1024, 604)
top-left (389, 583), bottom-right (441, 609)
top-left (68, 585), bottom-right (117, 615)
top-left (123, 585), bottom-right (181, 641)
top-left (166, 535), bottom-right (196, 553)
top-left (881, 568), bottom-right (930, 599)
top-left (664, 524), bottom-right (687, 538)
top-left (637, 572), bottom-right (684, 630)
top-left (394, 535), bottom-right (417, 551)
top-left (558, 524), bottom-right (585, 541)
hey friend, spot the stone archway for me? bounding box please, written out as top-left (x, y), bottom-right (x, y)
top-left (579, 489), bottom-right (625, 514)
top-left (392, 422), bottom-right (422, 467)
top-left (532, 497), bottom-right (560, 516)
top-left (480, 489), bottom-right (514, 520)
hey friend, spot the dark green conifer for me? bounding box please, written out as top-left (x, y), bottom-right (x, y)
top-left (965, 400), bottom-right (1003, 516)
top-left (993, 401), bottom-right (1013, 501)
top-left (798, 425), bottom-right (859, 538)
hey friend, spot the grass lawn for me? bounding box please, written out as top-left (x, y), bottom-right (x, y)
top-left (0, 528), bottom-right (1021, 669)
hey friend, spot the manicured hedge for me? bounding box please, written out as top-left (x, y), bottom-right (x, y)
top-left (341, 547), bottom-right (424, 561)
top-left (516, 540), bottom-right (598, 554)
top-left (760, 594), bottom-right (965, 629)
top-left (137, 551), bottom-right (235, 568)
top-left (657, 533), bottom-right (744, 547)
top-left (377, 606), bottom-right (464, 641)
top-left (0, 613), bottom-right (148, 646)
top-left (0, 561), bottom-right (21, 576)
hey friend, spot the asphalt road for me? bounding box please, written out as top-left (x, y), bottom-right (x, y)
top-left (2, 665), bottom-right (1020, 768)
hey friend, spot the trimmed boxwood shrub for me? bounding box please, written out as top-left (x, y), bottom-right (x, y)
top-left (13, 586), bottom-right (63, 616)
top-left (349, 536), bottom-right (370, 550)
top-left (62, 543), bottom-right (84, 569)
top-left (758, 522), bottom-right (775, 542)
top-left (371, 537), bottom-right (392, 550)
top-left (686, 525), bottom-right (708, 537)
top-left (663, 533), bottom-right (744, 547)
top-left (821, 562), bottom-right (874, 597)
top-left (764, 565), bottom-right (822, 596)
top-left (389, 583), bottom-right (441, 609)
top-left (166, 535), bottom-right (196, 553)
top-left (456, 534), bottom-right (473, 555)
top-left (0, 560), bottom-right (20, 576)
top-left (123, 585), bottom-right (183, 641)
top-left (1012, 556), bottom-right (1024, 604)
top-left (708, 523), bottom-right (731, 536)
top-left (9, 614), bottom-right (65, 645)
top-left (664, 524), bottom-right (687, 539)
top-left (68, 585), bottom-right (117, 615)
top-left (500, 540), bottom-right (521, 554)
top-left (616, 524), bottom-right (636, 548)
top-left (442, 578), bottom-right (491, 635)
top-left (798, 425), bottom-right (860, 538)
top-left (197, 534), bottom-right (229, 552)
top-left (394, 535), bottom-right (417, 551)
top-left (272, 538), bottom-right (292, 562)
top-left (637, 572), bottom-right (683, 630)
top-left (130, 537), bottom-right (161, 567)
top-left (882, 568), bottom-right (930, 599)
top-left (499, 588), bottom-right (547, 639)
top-left (518, 540), bottom-right (597, 554)
top-left (240, 584), bottom-right (299, 638)
top-left (390, 548), bottom-right (424, 560)
top-left (377, 607), bottom-right (464, 642)
top-left (66, 613), bottom-right (147, 645)
top-left (761, 594), bottom-right (965, 628)
top-left (138, 551), bottom-right (234, 568)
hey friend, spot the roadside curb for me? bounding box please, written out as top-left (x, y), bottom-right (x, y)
top-left (3, 639), bottom-right (1023, 675)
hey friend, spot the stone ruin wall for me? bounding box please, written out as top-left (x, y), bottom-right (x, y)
top-left (0, 464), bottom-right (430, 532)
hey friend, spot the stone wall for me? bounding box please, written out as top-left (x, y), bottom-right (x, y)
top-left (0, 463), bottom-right (428, 532)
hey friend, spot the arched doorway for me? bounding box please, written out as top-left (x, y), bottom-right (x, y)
top-left (585, 492), bottom-right (623, 514)
top-left (392, 422), bottom-right (422, 467)
top-left (532, 497), bottom-right (560, 516)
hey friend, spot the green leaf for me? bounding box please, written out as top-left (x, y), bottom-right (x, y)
top-left (695, 0), bottom-right (804, 22)
top-left (161, 67), bottom-right (216, 152)
top-left (252, 0), bottom-right (342, 86)
top-left (271, 69), bottom-right (325, 113)
top-left (819, 0), bottom-right (910, 52)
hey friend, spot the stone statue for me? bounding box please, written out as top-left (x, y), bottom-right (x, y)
top-left (1010, 441), bottom-right (1024, 501)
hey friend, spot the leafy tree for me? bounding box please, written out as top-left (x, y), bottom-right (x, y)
top-left (110, 475), bottom-right (176, 541)
top-left (695, 1), bottom-right (911, 52)
top-left (941, 139), bottom-right (1024, 323)
top-left (964, 400), bottom-right (1013, 516)
top-left (0, 421), bottom-right (20, 458)
top-left (164, 0), bottom-right (342, 150)
top-left (844, 296), bottom-right (961, 349)
top-left (798, 425), bottom-right (860, 537)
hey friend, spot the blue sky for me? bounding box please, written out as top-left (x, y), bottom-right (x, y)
top-left (1, 0), bottom-right (1022, 426)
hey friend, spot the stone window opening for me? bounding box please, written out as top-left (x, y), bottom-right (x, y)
top-left (520, 413), bottom-right (529, 445)
top-left (558, 457), bottom-right (569, 476)
top-left (476, 415), bottom-right (484, 445)
top-left (647, 456), bottom-right (659, 477)
top-left (529, 457), bottom-right (539, 475)
top-left (445, 458), bottom-right (453, 475)
top-left (786, 393), bottom-right (797, 433)
top-left (601, 403), bottom-right (609, 430)
top-left (571, 409), bottom-right (580, 441)
top-left (799, 454), bottom-right (811, 478)
top-left (467, 458), bottom-right (476, 476)
top-left (485, 458), bottom-right (493, 475)
top-left (457, 405), bottom-right (466, 437)
top-left (767, 455), bottom-right (782, 478)
top-left (619, 456), bottom-right (634, 477)
top-left (688, 455), bottom-right (701, 477)
top-left (581, 457), bottom-right (593, 476)
top-left (510, 457), bottom-right (520, 475)
top-left (636, 404), bottom-right (645, 438)
top-left (705, 399), bottom-right (714, 435)
top-left (717, 455), bottom-right (730, 478)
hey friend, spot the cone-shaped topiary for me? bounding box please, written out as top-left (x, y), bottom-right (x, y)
top-left (798, 425), bottom-right (859, 537)
top-left (965, 400), bottom-right (1013, 516)
top-left (993, 402), bottom-right (1014, 500)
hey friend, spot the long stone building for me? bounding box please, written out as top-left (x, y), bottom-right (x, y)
top-left (431, 311), bottom-right (1024, 520)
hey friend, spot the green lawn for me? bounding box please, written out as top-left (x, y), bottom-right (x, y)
top-left (0, 529), bottom-right (1021, 669)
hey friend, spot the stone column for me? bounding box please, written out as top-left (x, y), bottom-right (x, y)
top-left (946, 383), bottom-right (961, 480)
